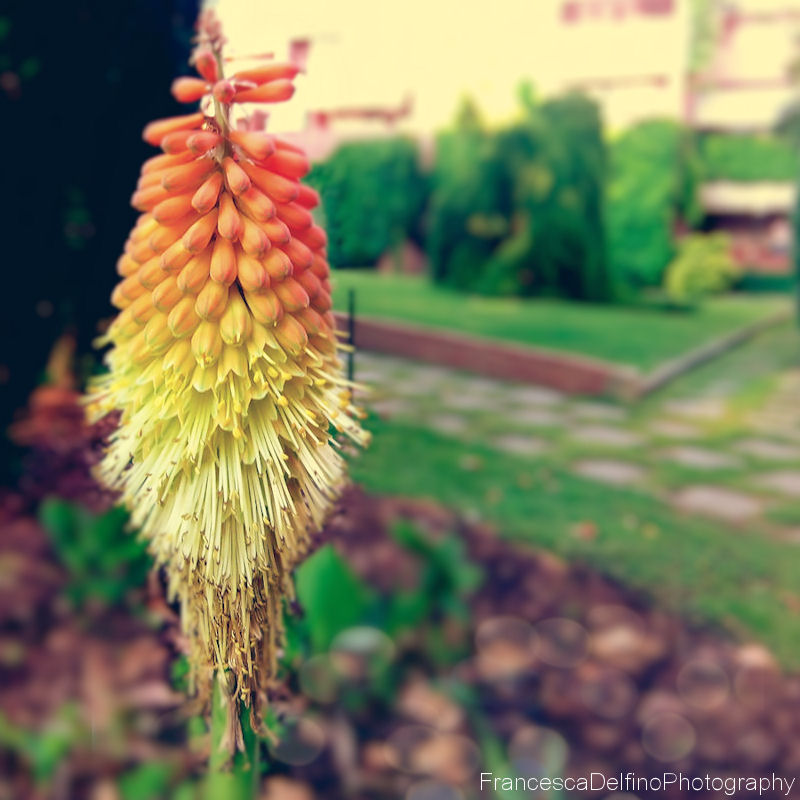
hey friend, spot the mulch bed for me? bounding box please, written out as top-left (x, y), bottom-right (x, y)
top-left (2, 385), bottom-right (800, 799)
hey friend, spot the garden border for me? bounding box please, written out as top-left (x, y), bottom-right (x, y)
top-left (335, 306), bottom-right (792, 399)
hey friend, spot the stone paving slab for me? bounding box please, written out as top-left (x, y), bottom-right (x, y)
top-left (506, 386), bottom-right (567, 407)
top-left (735, 439), bottom-right (800, 462)
top-left (490, 434), bottom-right (549, 458)
top-left (662, 398), bottom-right (727, 421)
top-left (509, 408), bottom-right (565, 428)
top-left (441, 391), bottom-right (495, 412)
top-left (661, 446), bottom-right (741, 470)
top-left (648, 420), bottom-right (702, 440)
top-left (370, 398), bottom-right (414, 418)
top-left (756, 471), bottom-right (800, 498)
top-left (573, 459), bottom-right (648, 487)
top-left (425, 413), bottom-right (470, 437)
top-left (671, 486), bottom-right (764, 523)
top-left (571, 402), bottom-right (628, 422)
top-left (571, 426), bottom-right (643, 448)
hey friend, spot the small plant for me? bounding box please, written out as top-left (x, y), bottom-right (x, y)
top-left (663, 232), bottom-right (740, 307)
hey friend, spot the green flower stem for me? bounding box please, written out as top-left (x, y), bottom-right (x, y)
top-left (204, 673), bottom-right (260, 800)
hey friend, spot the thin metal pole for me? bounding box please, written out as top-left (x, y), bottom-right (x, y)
top-left (347, 288), bottom-right (355, 384)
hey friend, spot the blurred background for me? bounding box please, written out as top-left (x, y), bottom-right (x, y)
top-left (6, 0), bottom-right (800, 798)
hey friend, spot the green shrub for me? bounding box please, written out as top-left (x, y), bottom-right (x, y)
top-left (664, 233), bottom-right (740, 306)
top-left (699, 132), bottom-right (800, 182)
top-left (608, 119), bottom-right (701, 289)
top-left (428, 92), bottom-right (611, 301)
top-left (308, 138), bottom-right (427, 268)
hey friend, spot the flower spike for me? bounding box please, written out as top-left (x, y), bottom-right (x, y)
top-left (87, 12), bottom-right (367, 721)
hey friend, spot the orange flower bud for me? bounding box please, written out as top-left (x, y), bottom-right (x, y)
top-left (295, 268), bottom-right (322, 301)
top-left (297, 225), bottom-right (328, 251)
top-left (168, 295), bottom-right (202, 338)
top-left (161, 129), bottom-right (195, 154)
top-left (152, 275), bottom-right (183, 312)
top-left (143, 112), bottom-right (204, 146)
top-left (212, 80), bottom-right (236, 104)
top-left (171, 76), bottom-right (209, 103)
top-left (195, 279), bottom-right (229, 320)
top-left (236, 253), bottom-right (268, 292)
top-left (210, 237), bottom-right (237, 284)
top-left (240, 161), bottom-right (298, 203)
top-left (295, 307), bottom-right (327, 337)
top-left (263, 218), bottom-right (291, 245)
top-left (274, 313), bottom-right (308, 355)
top-left (153, 194), bottom-right (194, 225)
top-left (230, 129), bottom-right (274, 161)
top-left (240, 215), bottom-right (270, 256)
top-left (231, 62), bottom-right (299, 85)
top-left (191, 171), bottom-right (224, 214)
top-left (262, 148), bottom-right (310, 179)
top-left (244, 288), bottom-right (282, 325)
top-left (129, 293), bottom-right (156, 325)
top-left (276, 202), bottom-right (312, 232)
top-left (191, 320), bottom-right (223, 366)
top-left (138, 255), bottom-right (168, 289)
top-left (219, 290), bottom-right (252, 345)
top-left (296, 184), bottom-right (320, 209)
top-left (160, 240), bottom-right (193, 272)
top-left (273, 276), bottom-right (309, 312)
top-left (263, 248), bottom-right (292, 281)
top-left (217, 191), bottom-right (243, 239)
top-left (178, 251), bottom-right (212, 294)
top-left (193, 48), bottom-right (219, 83)
top-left (161, 157), bottom-right (215, 192)
top-left (131, 184), bottom-right (169, 212)
top-left (186, 131), bottom-right (222, 155)
top-left (141, 150), bottom-right (196, 178)
top-left (234, 78), bottom-right (295, 104)
top-left (281, 237), bottom-right (313, 269)
top-left (235, 186), bottom-right (275, 223)
top-left (310, 253), bottom-right (330, 280)
top-left (222, 157), bottom-right (251, 195)
top-left (182, 209), bottom-right (219, 253)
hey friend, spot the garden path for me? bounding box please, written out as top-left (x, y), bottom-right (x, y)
top-left (353, 327), bottom-right (800, 540)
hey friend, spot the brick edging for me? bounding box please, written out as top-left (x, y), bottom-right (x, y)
top-left (334, 313), bottom-right (638, 396)
top-left (335, 306), bottom-right (792, 399)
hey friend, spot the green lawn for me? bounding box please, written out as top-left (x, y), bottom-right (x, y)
top-left (350, 417), bottom-right (800, 669)
top-left (332, 270), bottom-right (790, 371)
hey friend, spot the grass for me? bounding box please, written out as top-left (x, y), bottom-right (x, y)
top-left (350, 416), bottom-right (800, 668)
top-left (332, 270), bottom-right (789, 371)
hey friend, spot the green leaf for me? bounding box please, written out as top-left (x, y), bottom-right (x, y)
top-left (295, 545), bottom-right (372, 651)
top-left (118, 762), bottom-right (173, 800)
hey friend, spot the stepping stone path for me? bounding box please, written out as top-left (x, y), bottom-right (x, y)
top-left (571, 426), bottom-right (642, 448)
top-left (671, 486), bottom-right (764, 523)
top-left (353, 351), bottom-right (800, 531)
top-left (735, 439), bottom-right (800, 462)
top-left (490, 434), bottom-right (549, 458)
top-left (573, 459), bottom-right (647, 487)
top-left (661, 446), bottom-right (741, 470)
top-left (756, 471), bottom-right (800, 498)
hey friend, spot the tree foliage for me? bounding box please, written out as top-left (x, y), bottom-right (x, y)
top-left (607, 119), bottom-right (702, 289)
top-left (308, 137), bottom-right (427, 268)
